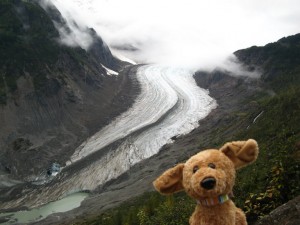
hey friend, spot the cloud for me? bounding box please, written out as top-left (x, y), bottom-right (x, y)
top-left (54, 21), bottom-right (93, 50)
top-left (49, 0), bottom-right (300, 69)
top-left (215, 55), bottom-right (262, 79)
top-left (41, 0), bottom-right (93, 50)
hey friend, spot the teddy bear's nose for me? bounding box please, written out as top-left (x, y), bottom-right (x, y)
top-left (201, 177), bottom-right (216, 190)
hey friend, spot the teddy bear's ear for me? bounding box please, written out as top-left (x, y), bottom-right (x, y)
top-left (220, 139), bottom-right (259, 169)
top-left (153, 163), bottom-right (185, 194)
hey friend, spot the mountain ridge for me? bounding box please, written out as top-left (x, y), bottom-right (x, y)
top-left (234, 33), bottom-right (300, 91)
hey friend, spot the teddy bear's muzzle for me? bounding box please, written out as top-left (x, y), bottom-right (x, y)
top-left (201, 177), bottom-right (216, 190)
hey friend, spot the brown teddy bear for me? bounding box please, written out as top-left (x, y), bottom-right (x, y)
top-left (153, 139), bottom-right (259, 225)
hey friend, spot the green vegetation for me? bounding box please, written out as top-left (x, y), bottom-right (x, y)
top-left (235, 87), bottom-right (300, 222)
top-left (75, 193), bottom-right (194, 225)
top-left (233, 35), bottom-right (300, 222)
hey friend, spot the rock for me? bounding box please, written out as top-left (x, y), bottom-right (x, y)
top-left (47, 162), bottom-right (61, 176)
top-left (0, 215), bottom-right (11, 223)
top-left (254, 196), bottom-right (300, 225)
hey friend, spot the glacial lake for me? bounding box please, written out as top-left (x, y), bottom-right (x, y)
top-left (0, 192), bottom-right (89, 225)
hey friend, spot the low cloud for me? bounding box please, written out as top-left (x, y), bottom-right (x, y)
top-left (40, 0), bottom-right (93, 50)
top-left (53, 20), bottom-right (93, 50)
top-left (213, 55), bottom-right (262, 79)
top-left (48, 0), bottom-right (300, 70)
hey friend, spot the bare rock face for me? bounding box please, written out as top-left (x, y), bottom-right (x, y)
top-left (254, 196), bottom-right (300, 225)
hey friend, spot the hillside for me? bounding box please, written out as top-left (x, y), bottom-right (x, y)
top-left (234, 33), bottom-right (300, 92)
top-left (70, 34), bottom-right (300, 225)
top-left (0, 0), bottom-right (139, 182)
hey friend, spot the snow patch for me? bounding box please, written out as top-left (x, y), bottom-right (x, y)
top-left (101, 64), bottom-right (119, 76)
top-left (111, 50), bottom-right (137, 65)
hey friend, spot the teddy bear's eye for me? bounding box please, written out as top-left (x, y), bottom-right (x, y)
top-left (193, 165), bottom-right (199, 173)
top-left (208, 163), bottom-right (216, 169)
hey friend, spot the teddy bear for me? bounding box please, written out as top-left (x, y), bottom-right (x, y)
top-left (153, 139), bottom-right (259, 225)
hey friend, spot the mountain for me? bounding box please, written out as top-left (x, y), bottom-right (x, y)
top-left (234, 33), bottom-right (300, 91)
top-left (0, 0), bottom-right (139, 181)
top-left (0, 1), bottom-right (299, 224)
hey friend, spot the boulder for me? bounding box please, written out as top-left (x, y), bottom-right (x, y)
top-left (254, 196), bottom-right (300, 225)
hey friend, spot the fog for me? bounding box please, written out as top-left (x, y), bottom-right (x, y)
top-left (49, 0), bottom-right (300, 70)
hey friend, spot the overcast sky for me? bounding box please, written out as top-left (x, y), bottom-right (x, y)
top-left (50, 0), bottom-right (300, 69)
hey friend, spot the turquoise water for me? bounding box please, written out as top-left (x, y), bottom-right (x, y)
top-left (0, 192), bottom-right (89, 225)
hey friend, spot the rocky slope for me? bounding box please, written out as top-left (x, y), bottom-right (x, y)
top-left (254, 196), bottom-right (300, 225)
top-left (0, 0), bottom-right (139, 182)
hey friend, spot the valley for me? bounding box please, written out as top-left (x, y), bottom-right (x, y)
top-left (0, 1), bottom-right (299, 225)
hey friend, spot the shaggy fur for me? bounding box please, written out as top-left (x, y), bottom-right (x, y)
top-left (153, 139), bottom-right (259, 225)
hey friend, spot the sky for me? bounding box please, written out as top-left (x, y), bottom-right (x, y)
top-left (49, 0), bottom-right (300, 69)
